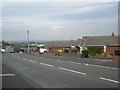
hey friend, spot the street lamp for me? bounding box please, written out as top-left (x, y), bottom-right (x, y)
top-left (27, 31), bottom-right (29, 53)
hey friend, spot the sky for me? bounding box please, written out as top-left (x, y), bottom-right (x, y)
top-left (2, 2), bottom-right (118, 41)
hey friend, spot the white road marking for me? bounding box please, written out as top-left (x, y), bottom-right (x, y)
top-left (14, 55), bottom-right (16, 57)
top-left (40, 63), bottom-right (54, 67)
top-left (17, 57), bottom-right (21, 59)
top-left (29, 60), bottom-right (36, 63)
top-left (100, 77), bottom-right (120, 84)
top-left (22, 58), bottom-right (26, 60)
top-left (33, 61), bottom-right (37, 63)
top-left (0, 74), bottom-right (15, 77)
top-left (59, 67), bottom-right (86, 75)
top-left (22, 58), bottom-right (27, 60)
top-left (29, 60), bottom-right (33, 62)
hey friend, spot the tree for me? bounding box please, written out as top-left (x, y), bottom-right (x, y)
top-left (114, 49), bottom-right (120, 56)
top-left (13, 45), bottom-right (20, 53)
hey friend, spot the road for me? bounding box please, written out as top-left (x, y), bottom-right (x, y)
top-left (2, 63), bottom-right (37, 88)
top-left (2, 53), bottom-right (120, 88)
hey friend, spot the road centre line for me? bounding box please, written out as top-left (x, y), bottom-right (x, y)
top-left (22, 58), bottom-right (27, 60)
top-left (16, 56), bottom-right (19, 58)
top-left (32, 60), bottom-right (37, 63)
top-left (29, 60), bottom-right (33, 62)
top-left (100, 77), bottom-right (120, 84)
top-left (59, 67), bottom-right (86, 75)
top-left (29, 60), bottom-right (36, 63)
top-left (57, 60), bottom-right (119, 71)
top-left (0, 74), bottom-right (15, 77)
top-left (13, 54), bottom-right (119, 70)
top-left (22, 58), bottom-right (26, 59)
top-left (27, 54), bottom-right (118, 70)
top-left (40, 63), bottom-right (54, 67)
top-left (87, 64), bottom-right (119, 70)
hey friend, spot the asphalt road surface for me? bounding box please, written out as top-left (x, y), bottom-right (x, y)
top-left (2, 63), bottom-right (36, 88)
top-left (2, 53), bottom-right (120, 88)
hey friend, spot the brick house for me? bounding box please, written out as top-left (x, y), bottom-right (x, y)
top-left (44, 39), bottom-right (82, 53)
top-left (82, 33), bottom-right (120, 55)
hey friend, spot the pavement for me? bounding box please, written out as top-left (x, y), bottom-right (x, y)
top-left (2, 53), bottom-right (120, 88)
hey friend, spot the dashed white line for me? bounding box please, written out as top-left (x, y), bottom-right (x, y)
top-left (22, 58), bottom-right (26, 60)
top-left (40, 63), bottom-right (54, 67)
top-left (22, 58), bottom-right (27, 60)
top-left (29, 60), bottom-right (36, 63)
top-left (100, 77), bottom-right (120, 84)
top-left (0, 74), bottom-right (15, 77)
top-left (29, 60), bottom-right (33, 62)
top-left (33, 61), bottom-right (37, 63)
top-left (17, 57), bottom-right (21, 59)
top-left (59, 67), bottom-right (86, 75)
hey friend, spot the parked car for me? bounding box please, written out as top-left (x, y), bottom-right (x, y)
top-left (9, 50), bottom-right (15, 53)
top-left (19, 51), bottom-right (23, 53)
top-left (39, 48), bottom-right (48, 54)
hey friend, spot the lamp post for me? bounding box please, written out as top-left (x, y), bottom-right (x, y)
top-left (27, 31), bottom-right (29, 53)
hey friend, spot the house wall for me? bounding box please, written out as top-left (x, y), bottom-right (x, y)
top-left (49, 47), bottom-right (71, 51)
top-left (106, 46), bottom-right (120, 55)
top-left (87, 46), bottom-right (120, 55)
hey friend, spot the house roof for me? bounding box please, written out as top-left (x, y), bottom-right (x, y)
top-left (83, 36), bottom-right (119, 46)
top-left (44, 40), bottom-right (82, 49)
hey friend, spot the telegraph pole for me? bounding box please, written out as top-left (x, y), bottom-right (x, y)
top-left (27, 31), bottom-right (29, 53)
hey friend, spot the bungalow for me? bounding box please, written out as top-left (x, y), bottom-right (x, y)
top-left (82, 33), bottom-right (120, 55)
top-left (44, 39), bottom-right (82, 53)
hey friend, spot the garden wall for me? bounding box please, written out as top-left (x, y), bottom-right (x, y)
top-left (112, 55), bottom-right (120, 62)
top-left (62, 53), bottom-right (81, 58)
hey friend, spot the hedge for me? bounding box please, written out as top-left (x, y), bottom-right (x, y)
top-left (63, 49), bottom-right (69, 53)
top-left (71, 49), bottom-right (77, 53)
top-left (114, 49), bottom-right (120, 56)
top-left (88, 47), bottom-right (102, 56)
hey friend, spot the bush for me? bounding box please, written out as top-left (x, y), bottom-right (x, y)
top-left (58, 50), bottom-right (62, 56)
top-left (82, 50), bottom-right (89, 58)
top-left (88, 47), bottom-right (102, 56)
top-left (102, 52), bottom-right (108, 57)
top-left (114, 49), bottom-right (120, 56)
top-left (63, 49), bottom-right (69, 53)
top-left (89, 56), bottom-right (95, 58)
top-left (52, 51), bottom-right (54, 54)
top-left (71, 49), bottom-right (77, 53)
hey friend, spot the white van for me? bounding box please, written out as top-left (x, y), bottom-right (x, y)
top-left (39, 48), bottom-right (48, 54)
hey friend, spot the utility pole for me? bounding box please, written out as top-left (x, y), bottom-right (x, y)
top-left (27, 31), bottom-right (29, 53)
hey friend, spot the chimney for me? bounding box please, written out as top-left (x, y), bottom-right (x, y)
top-left (111, 32), bottom-right (115, 36)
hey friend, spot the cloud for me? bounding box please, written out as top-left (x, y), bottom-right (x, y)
top-left (2, 2), bottom-right (118, 41)
top-left (2, 0), bottom-right (119, 2)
